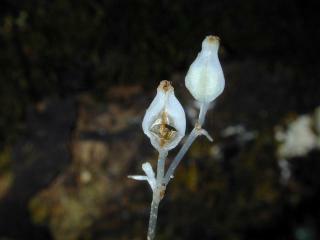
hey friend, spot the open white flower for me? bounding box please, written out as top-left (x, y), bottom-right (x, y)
top-left (142, 80), bottom-right (186, 151)
top-left (185, 35), bottom-right (225, 103)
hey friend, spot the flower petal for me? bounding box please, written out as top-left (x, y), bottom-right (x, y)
top-left (164, 88), bottom-right (186, 149)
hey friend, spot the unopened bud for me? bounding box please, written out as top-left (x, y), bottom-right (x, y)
top-left (185, 35), bottom-right (225, 103)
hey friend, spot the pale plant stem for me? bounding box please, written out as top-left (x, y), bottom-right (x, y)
top-left (156, 150), bottom-right (168, 184)
top-left (164, 128), bottom-right (197, 184)
top-left (198, 102), bottom-right (209, 125)
top-left (147, 151), bottom-right (167, 240)
top-left (147, 192), bottom-right (160, 240)
top-left (164, 102), bottom-right (209, 185)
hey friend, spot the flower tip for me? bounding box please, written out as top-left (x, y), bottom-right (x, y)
top-left (206, 35), bottom-right (220, 43)
top-left (158, 80), bottom-right (173, 92)
top-left (202, 35), bottom-right (220, 53)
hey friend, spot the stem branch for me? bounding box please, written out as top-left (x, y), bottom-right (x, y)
top-left (164, 102), bottom-right (209, 185)
top-left (164, 129), bottom-right (197, 184)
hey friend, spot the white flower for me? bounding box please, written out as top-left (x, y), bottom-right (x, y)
top-left (185, 35), bottom-right (225, 103)
top-left (142, 80), bottom-right (186, 151)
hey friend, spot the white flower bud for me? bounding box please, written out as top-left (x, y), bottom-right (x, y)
top-left (185, 35), bottom-right (225, 103)
top-left (142, 80), bottom-right (186, 151)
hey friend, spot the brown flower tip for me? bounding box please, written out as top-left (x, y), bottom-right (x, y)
top-left (158, 80), bottom-right (173, 92)
top-left (206, 35), bottom-right (220, 43)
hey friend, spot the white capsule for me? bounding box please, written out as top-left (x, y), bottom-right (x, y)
top-left (142, 80), bottom-right (186, 151)
top-left (185, 36), bottom-right (225, 103)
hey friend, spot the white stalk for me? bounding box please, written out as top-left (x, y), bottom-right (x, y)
top-left (164, 128), bottom-right (198, 185)
top-left (147, 150), bottom-right (167, 240)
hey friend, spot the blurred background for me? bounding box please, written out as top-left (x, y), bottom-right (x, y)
top-left (1, 0), bottom-right (320, 239)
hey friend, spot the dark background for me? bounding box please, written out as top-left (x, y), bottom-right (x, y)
top-left (0, 0), bottom-right (320, 239)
